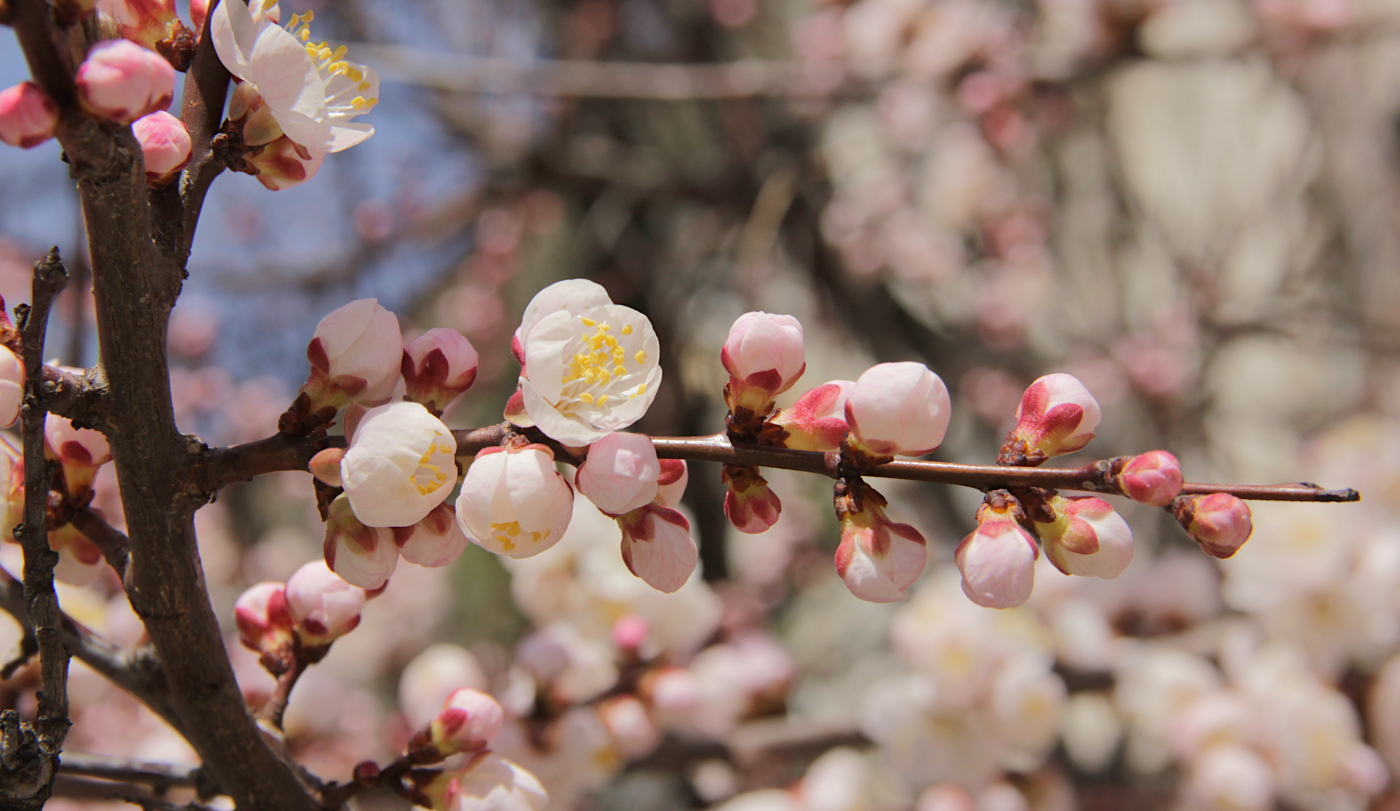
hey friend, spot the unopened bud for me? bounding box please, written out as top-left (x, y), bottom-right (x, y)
top-left (234, 581), bottom-right (295, 673)
top-left (1035, 495), bottom-right (1133, 579)
top-left (1172, 493), bottom-right (1253, 559)
top-left (656, 459), bottom-right (687, 508)
top-left (323, 494), bottom-right (398, 590)
top-left (1114, 451), bottom-right (1183, 507)
top-left (956, 497), bottom-right (1039, 608)
top-left (577, 432), bottom-right (659, 517)
top-left (845, 362), bottom-right (951, 457)
top-left (97, 0), bottom-right (195, 70)
top-left (395, 504), bottom-right (470, 568)
top-left (285, 560), bottom-right (366, 651)
top-left (45, 414), bottom-right (112, 498)
top-left (618, 503), bottom-right (697, 593)
top-left (75, 39), bottom-right (174, 124)
top-left (403, 328), bottom-right (479, 414)
top-left (772, 380), bottom-right (854, 452)
top-left (301, 298), bottom-right (403, 412)
top-left (721, 311), bottom-right (805, 418)
top-left (409, 687), bottom-right (505, 762)
top-left (723, 464), bottom-right (781, 533)
top-left (131, 110), bottom-right (189, 185)
top-left (308, 447), bottom-right (345, 487)
top-left (999, 374), bottom-right (1100, 465)
top-left (0, 348), bottom-right (21, 426)
top-left (245, 135), bottom-right (325, 191)
top-left (834, 494), bottom-right (928, 603)
top-left (0, 82), bottom-right (57, 149)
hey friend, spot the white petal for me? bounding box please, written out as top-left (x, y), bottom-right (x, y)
top-left (325, 121), bottom-right (373, 153)
top-left (519, 279), bottom-right (612, 341)
top-left (210, 0), bottom-right (257, 78)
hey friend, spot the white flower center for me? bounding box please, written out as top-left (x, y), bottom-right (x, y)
top-left (286, 11), bottom-right (378, 114)
top-left (556, 317), bottom-right (649, 414)
top-left (411, 431), bottom-right (455, 496)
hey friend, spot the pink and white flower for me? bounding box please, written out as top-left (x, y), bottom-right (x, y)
top-left (772, 380), bottom-right (853, 452)
top-left (75, 39), bottom-right (175, 124)
top-left (1000, 373), bottom-right (1101, 464)
top-left (576, 432), bottom-right (660, 516)
top-left (618, 503), bottom-right (698, 593)
top-left (403, 328), bottom-right (479, 414)
top-left (301, 298), bottom-right (402, 410)
top-left (1115, 450), bottom-right (1183, 507)
top-left (420, 755), bottom-right (548, 811)
top-left (211, 1), bottom-right (378, 155)
top-left (457, 445), bottom-right (574, 559)
top-left (512, 279), bottom-right (662, 445)
top-left (721, 311), bottom-right (805, 416)
top-left (233, 581), bottom-right (294, 671)
top-left (955, 501), bottom-right (1039, 608)
top-left (395, 504), bottom-right (470, 568)
top-left (45, 414), bottom-right (112, 498)
top-left (410, 687), bottom-right (506, 760)
top-left (322, 494), bottom-right (398, 589)
top-left (339, 401), bottom-right (457, 528)
top-left (0, 348), bottom-right (22, 426)
top-left (97, 0), bottom-right (193, 60)
top-left (1173, 493), bottom-right (1254, 559)
top-left (834, 497), bottom-right (927, 603)
top-left (845, 362), bottom-right (952, 457)
top-left (723, 464), bottom-right (781, 534)
top-left (656, 459), bottom-right (688, 508)
top-left (245, 134), bottom-right (325, 190)
top-left (47, 525), bottom-right (105, 586)
top-left (0, 82), bottom-right (57, 149)
top-left (1035, 495), bottom-right (1133, 579)
top-left (284, 560), bottom-right (365, 650)
top-left (131, 110), bottom-right (190, 185)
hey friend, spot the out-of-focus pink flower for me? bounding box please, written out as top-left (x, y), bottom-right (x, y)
top-left (340, 401), bottom-right (457, 528)
top-left (322, 494), bottom-right (398, 590)
top-left (772, 380), bottom-right (854, 451)
top-left (845, 362), bottom-right (952, 457)
top-left (75, 39), bottom-right (174, 124)
top-left (45, 414), bottom-right (112, 498)
top-left (284, 560), bottom-right (366, 650)
top-left (131, 110), bottom-right (190, 185)
top-left (955, 500), bottom-right (1038, 608)
top-left (457, 445), bottom-right (573, 559)
top-left (834, 492), bottom-right (927, 603)
top-left (395, 504), bottom-right (470, 568)
top-left (723, 464), bottom-right (781, 534)
top-left (0, 348), bottom-right (21, 426)
top-left (190, 0), bottom-right (209, 31)
top-left (721, 311), bottom-right (805, 417)
top-left (618, 503), bottom-right (697, 594)
top-left (97, 0), bottom-right (193, 62)
top-left (1115, 450), bottom-right (1183, 507)
top-left (301, 298), bottom-right (402, 410)
top-left (599, 695), bottom-right (662, 760)
top-left (0, 82), bottom-right (57, 149)
top-left (403, 328), bottom-right (479, 414)
top-left (513, 279), bottom-right (662, 445)
top-left (576, 432), bottom-right (659, 517)
top-left (0, 444), bottom-right (21, 542)
top-left (399, 643), bottom-right (490, 729)
top-left (1172, 494), bottom-right (1253, 559)
top-left (409, 687), bottom-right (505, 761)
top-left (1035, 496), bottom-right (1133, 579)
top-left (46, 524), bottom-right (105, 585)
top-left (916, 785), bottom-right (975, 811)
top-left (246, 134), bottom-right (326, 190)
top-left (656, 459), bottom-right (687, 507)
top-left (234, 581), bottom-right (295, 671)
top-left (1186, 744), bottom-right (1274, 811)
top-left (999, 373), bottom-right (1100, 465)
top-left (421, 755), bottom-right (548, 811)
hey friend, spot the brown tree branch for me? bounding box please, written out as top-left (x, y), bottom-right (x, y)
top-left (39, 364), bottom-right (108, 430)
top-left (68, 506), bottom-right (129, 580)
top-left (2, 247), bottom-right (72, 807)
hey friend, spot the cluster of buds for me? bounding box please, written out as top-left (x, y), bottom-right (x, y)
top-left (234, 560), bottom-right (367, 673)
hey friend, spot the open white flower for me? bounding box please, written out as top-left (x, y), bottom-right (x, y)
top-left (513, 280), bottom-right (662, 446)
top-left (457, 445), bottom-right (574, 559)
top-left (340, 402), bottom-right (457, 528)
top-left (211, 0), bottom-right (377, 155)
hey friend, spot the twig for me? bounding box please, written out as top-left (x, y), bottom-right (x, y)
top-left (256, 657), bottom-right (306, 731)
top-left (319, 753), bottom-right (416, 810)
top-left (58, 752), bottom-right (202, 791)
top-left (1, 246), bottom-right (71, 806)
top-left (38, 364), bottom-right (107, 429)
top-left (68, 506), bottom-right (129, 581)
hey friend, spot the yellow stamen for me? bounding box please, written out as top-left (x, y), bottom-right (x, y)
top-left (298, 28), bottom-right (310, 41)
top-left (352, 97), bottom-right (367, 110)
top-left (332, 45), bottom-right (347, 60)
top-left (621, 324), bottom-right (633, 335)
top-left (581, 317), bottom-right (596, 326)
top-left (302, 10), bottom-right (314, 21)
top-left (613, 366), bottom-right (627, 377)
top-left (597, 395), bottom-right (609, 405)
top-left (359, 82), bottom-right (372, 92)
top-left (579, 393), bottom-right (595, 405)
top-left (635, 350), bottom-right (646, 364)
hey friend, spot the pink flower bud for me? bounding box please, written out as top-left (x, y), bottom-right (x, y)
top-left (308, 447), bottom-right (344, 487)
top-left (577, 432), bottom-right (660, 516)
top-left (999, 374), bottom-right (1101, 464)
top-left (721, 311), bottom-right (805, 416)
top-left (395, 504), bottom-right (470, 568)
top-left (456, 445), bottom-right (573, 559)
top-left (1172, 494), bottom-right (1253, 559)
top-left (0, 82), bottom-right (58, 149)
top-left (246, 135), bottom-right (325, 191)
top-left (611, 615), bottom-right (650, 651)
top-left (0, 348), bottom-right (22, 426)
top-left (1035, 496), bottom-right (1133, 579)
top-left (723, 464), bottom-right (781, 533)
top-left (234, 581), bottom-right (295, 670)
top-left (323, 494), bottom-right (398, 590)
top-left (403, 328), bottom-right (479, 413)
top-left (48, 524), bottom-right (105, 585)
top-left (1113, 450), bottom-right (1183, 507)
top-left (656, 459), bottom-right (687, 507)
top-left (772, 380), bottom-right (853, 452)
top-left (398, 643), bottom-right (489, 728)
top-left (845, 362), bottom-right (952, 457)
top-left (45, 414), bottom-right (112, 498)
top-left (285, 560), bottom-right (366, 649)
top-left (956, 503), bottom-right (1039, 608)
top-left (97, 0), bottom-right (194, 66)
top-left (618, 503), bottom-right (698, 594)
top-left (190, 0), bottom-right (209, 31)
top-left (834, 500), bottom-right (927, 603)
top-left (410, 687), bottom-right (506, 761)
top-left (302, 298), bottom-right (402, 411)
top-left (341, 401), bottom-right (457, 528)
top-left (130, 110), bottom-right (189, 185)
top-left (75, 39), bottom-right (174, 124)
